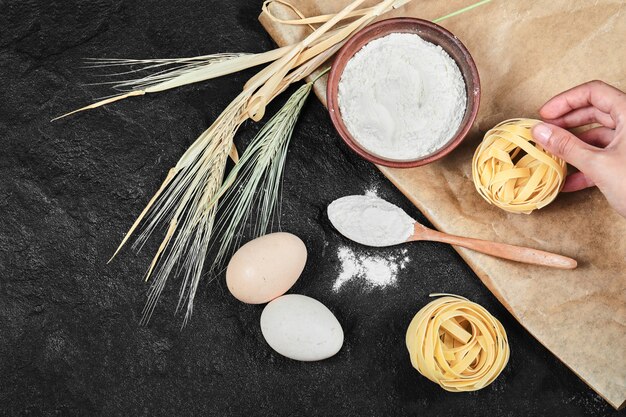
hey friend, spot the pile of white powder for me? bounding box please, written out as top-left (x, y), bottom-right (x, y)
top-left (338, 33), bottom-right (467, 161)
top-left (333, 246), bottom-right (409, 291)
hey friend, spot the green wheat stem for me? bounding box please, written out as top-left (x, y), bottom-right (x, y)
top-left (433, 0), bottom-right (493, 23)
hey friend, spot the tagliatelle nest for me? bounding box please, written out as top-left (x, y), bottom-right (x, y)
top-left (405, 295), bottom-right (509, 392)
top-left (472, 118), bottom-right (566, 214)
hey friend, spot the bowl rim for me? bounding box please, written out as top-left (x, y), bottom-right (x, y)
top-left (326, 17), bottom-right (481, 168)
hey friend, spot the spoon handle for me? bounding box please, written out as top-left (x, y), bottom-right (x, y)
top-left (418, 228), bottom-right (577, 269)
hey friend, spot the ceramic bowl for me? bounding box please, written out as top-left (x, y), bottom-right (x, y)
top-left (327, 17), bottom-right (480, 168)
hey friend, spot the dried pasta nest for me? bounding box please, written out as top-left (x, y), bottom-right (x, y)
top-left (472, 118), bottom-right (566, 214)
top-left (405, 295), bottom-right (509, 392)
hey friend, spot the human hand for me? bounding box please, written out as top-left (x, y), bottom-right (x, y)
top-left (531, 81), bottom-right (626, 217)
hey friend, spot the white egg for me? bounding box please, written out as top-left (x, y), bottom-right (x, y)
top-left (260, 294), bottom-right (344, 361)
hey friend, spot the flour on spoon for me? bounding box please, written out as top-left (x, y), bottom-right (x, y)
top-left (327, 195), bottom-right (415, 247)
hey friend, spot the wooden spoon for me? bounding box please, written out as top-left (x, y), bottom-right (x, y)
top-left (408, 221), bottom-right (577, 270)
top-left (328, 195), bottom-right (577, 270)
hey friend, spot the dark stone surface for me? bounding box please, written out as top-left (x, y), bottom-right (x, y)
top-left (0, 1), bottom-right (623, 416)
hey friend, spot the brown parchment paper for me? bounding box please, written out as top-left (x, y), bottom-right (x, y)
top-left (260, 0), bottom-right (626, 409)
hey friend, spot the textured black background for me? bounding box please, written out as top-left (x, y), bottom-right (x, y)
top-left (1, 1), bottom-right (624, 416)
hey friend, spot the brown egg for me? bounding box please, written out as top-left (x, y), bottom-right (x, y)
top-left (226, 232), bottom-right (307, 304)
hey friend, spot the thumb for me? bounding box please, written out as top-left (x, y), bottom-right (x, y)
top-left (531, 122), bottom-right (595, 171)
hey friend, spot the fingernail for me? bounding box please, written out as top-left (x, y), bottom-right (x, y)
top-left (533, 123), bottom-right (552, 144)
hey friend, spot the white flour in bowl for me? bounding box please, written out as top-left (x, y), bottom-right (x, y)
top-left (337, 32), bottom-right (467, 161)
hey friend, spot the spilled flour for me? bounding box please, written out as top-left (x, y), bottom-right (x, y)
top-left (333, 246), bottom-right (410, 291)
top-left (364, 186), bottom-right (379, 197)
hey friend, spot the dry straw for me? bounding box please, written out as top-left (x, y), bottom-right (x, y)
top-left (210, 72), bottom-right (326, 280)
top-left (57, 0), bottom-right (493, 325)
